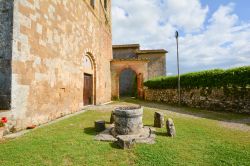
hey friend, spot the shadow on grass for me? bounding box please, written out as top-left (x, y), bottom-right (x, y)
top-left (154, 131), bottom-right (167, 137)
top-left (109, 142), bottom-right (121, 149)
top-left (105, 121), bottom-right (112, 125)
top-left (144, 124), bottom-right (154, 128)
top-left (83, 127), bottom-right (96, 136)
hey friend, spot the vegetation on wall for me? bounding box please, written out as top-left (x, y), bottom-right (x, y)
top-left (132, 75), bottom-right (138, 97)
top-left (144, 66), bottom-right (250, 89)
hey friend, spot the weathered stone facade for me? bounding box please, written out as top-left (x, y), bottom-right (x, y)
top-left (137, 50), bottom-right (166, 79)
top-left (144, 88), bottom-right (250, 114)
top-left (113, 44), bottom-right (139, 59)
top-left (0, 0), bottom-right (112, 130)
top-left (111, 44), bottom-right (167, 99)
top-left (0, 1), bottom-right (168, 133)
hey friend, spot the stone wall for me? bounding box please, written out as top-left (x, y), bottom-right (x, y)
top-left (138, 53), bottom-right (166, 79)
top-left (144, 87), bottom-right (250, 114)
top-left (0, 0), bottom-right (13, 110)
top-left (113, 46), bottom-right (167, 80)
top-left (113, 47), bottom-right (138, 59)
top-left (0, 0), bottom-right (112, 130)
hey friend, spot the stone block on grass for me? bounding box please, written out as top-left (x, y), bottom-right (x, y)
top-left (116, 136), bottom-right (136, 149)
top-left (95, 120), bottom-right (106, 132)
top-left (154, 112), bottom-right (164, 128)
top-left (166, 118), bottom-right (176, 137)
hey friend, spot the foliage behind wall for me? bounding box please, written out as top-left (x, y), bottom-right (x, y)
top-left (144, 66), bottom-right (250, 89)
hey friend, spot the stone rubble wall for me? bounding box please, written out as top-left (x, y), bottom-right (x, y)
top-left (144, 87), bottom-right (250, 114)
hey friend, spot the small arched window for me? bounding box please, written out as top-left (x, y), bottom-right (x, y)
top-left (104, 0), bottom-right (107, 10)
top-left (90, 0), bottom-right (95, 9)
top-left (83, 55), bottom-right (93, 71)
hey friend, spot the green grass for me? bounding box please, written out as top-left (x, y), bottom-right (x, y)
top-left (0, 102), bottom-right (249, 166)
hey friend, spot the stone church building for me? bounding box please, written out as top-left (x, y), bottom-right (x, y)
top-left (0, 0), bottom-right (167, 131)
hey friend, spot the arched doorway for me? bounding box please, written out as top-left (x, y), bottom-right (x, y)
top-left (119, 68), bottom-right (137, 97)
top-left (83, 54), bottom-right (95, 105)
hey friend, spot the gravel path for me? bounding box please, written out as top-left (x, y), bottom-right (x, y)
top-left (89, 101), bottom-right (250, 132)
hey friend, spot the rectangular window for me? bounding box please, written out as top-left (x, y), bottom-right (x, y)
top-left (90, 0), bottom-right (95, 9)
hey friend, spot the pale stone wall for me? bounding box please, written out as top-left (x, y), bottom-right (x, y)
top-left (138, 53), bottom-right (166, 79)
top-left (144, 88), bottom-right (250, 114)
top-left (1, 0), bottom-right (112, 130)
top-left (0, 0), bottom-right (13, 110)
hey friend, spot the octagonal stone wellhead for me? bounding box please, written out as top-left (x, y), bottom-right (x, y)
top-left (113, 106), bottom-right (143, 135)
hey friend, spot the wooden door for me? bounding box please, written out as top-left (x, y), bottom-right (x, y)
top-left (83, 74), bottom-right (93, 105)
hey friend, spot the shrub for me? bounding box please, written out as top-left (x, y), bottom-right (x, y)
top-left (0, 117), bottom-right (8, 127)
top-left (144, 66), bottom-right (250, 89)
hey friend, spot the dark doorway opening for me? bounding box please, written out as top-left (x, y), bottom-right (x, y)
top-left (83, 73), bottom-right (93, 105)
top-left (0, 0), bottom-right (14, 111)
top-left (119, 68), bottom-right (137, 97)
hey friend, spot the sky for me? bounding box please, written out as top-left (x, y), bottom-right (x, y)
top-left (112, 0), bottom-right (250, 75)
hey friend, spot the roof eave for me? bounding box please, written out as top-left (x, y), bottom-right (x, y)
top-left (136, 49), bottom-right (168, 54)
top-left (112, 44), bottom-right (140, 49)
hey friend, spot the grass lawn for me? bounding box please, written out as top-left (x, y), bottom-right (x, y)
top-left (0, 100), bottom-right (249, 166)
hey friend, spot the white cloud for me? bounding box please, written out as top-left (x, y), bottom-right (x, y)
top-left (112, 0), bottom-right (169, 45)
top-left (112, 1), bottom-right (250, 75)
top-left (163, 0), bottom-right (209, 32)
top-left (178, 3), bottom-right (250, 71)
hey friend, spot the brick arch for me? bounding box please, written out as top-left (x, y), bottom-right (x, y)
top-left (117, 66), bottom-right (140, 76)
top-left (111, 60), bottom-right (148, 100)
top-left (83, 49), bottom-right (97, 71)
top-left (82, 50), bottom-right (97, 105)
top-left (116, 67), bottom-right (144, 99)
top-left (84, 53), bottom-right (96, 72)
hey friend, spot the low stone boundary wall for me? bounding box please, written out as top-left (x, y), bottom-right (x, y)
top-left (144, 87), bottom-right (250, 114)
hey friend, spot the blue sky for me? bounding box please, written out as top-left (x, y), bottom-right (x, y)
top-left (201, 0), bottom-right (250, 22)
top-left (112, 0), bottom-right (250, 75)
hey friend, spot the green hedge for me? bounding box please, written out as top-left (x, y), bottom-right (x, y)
top-left (144, 66), bottom-right (250, 89)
